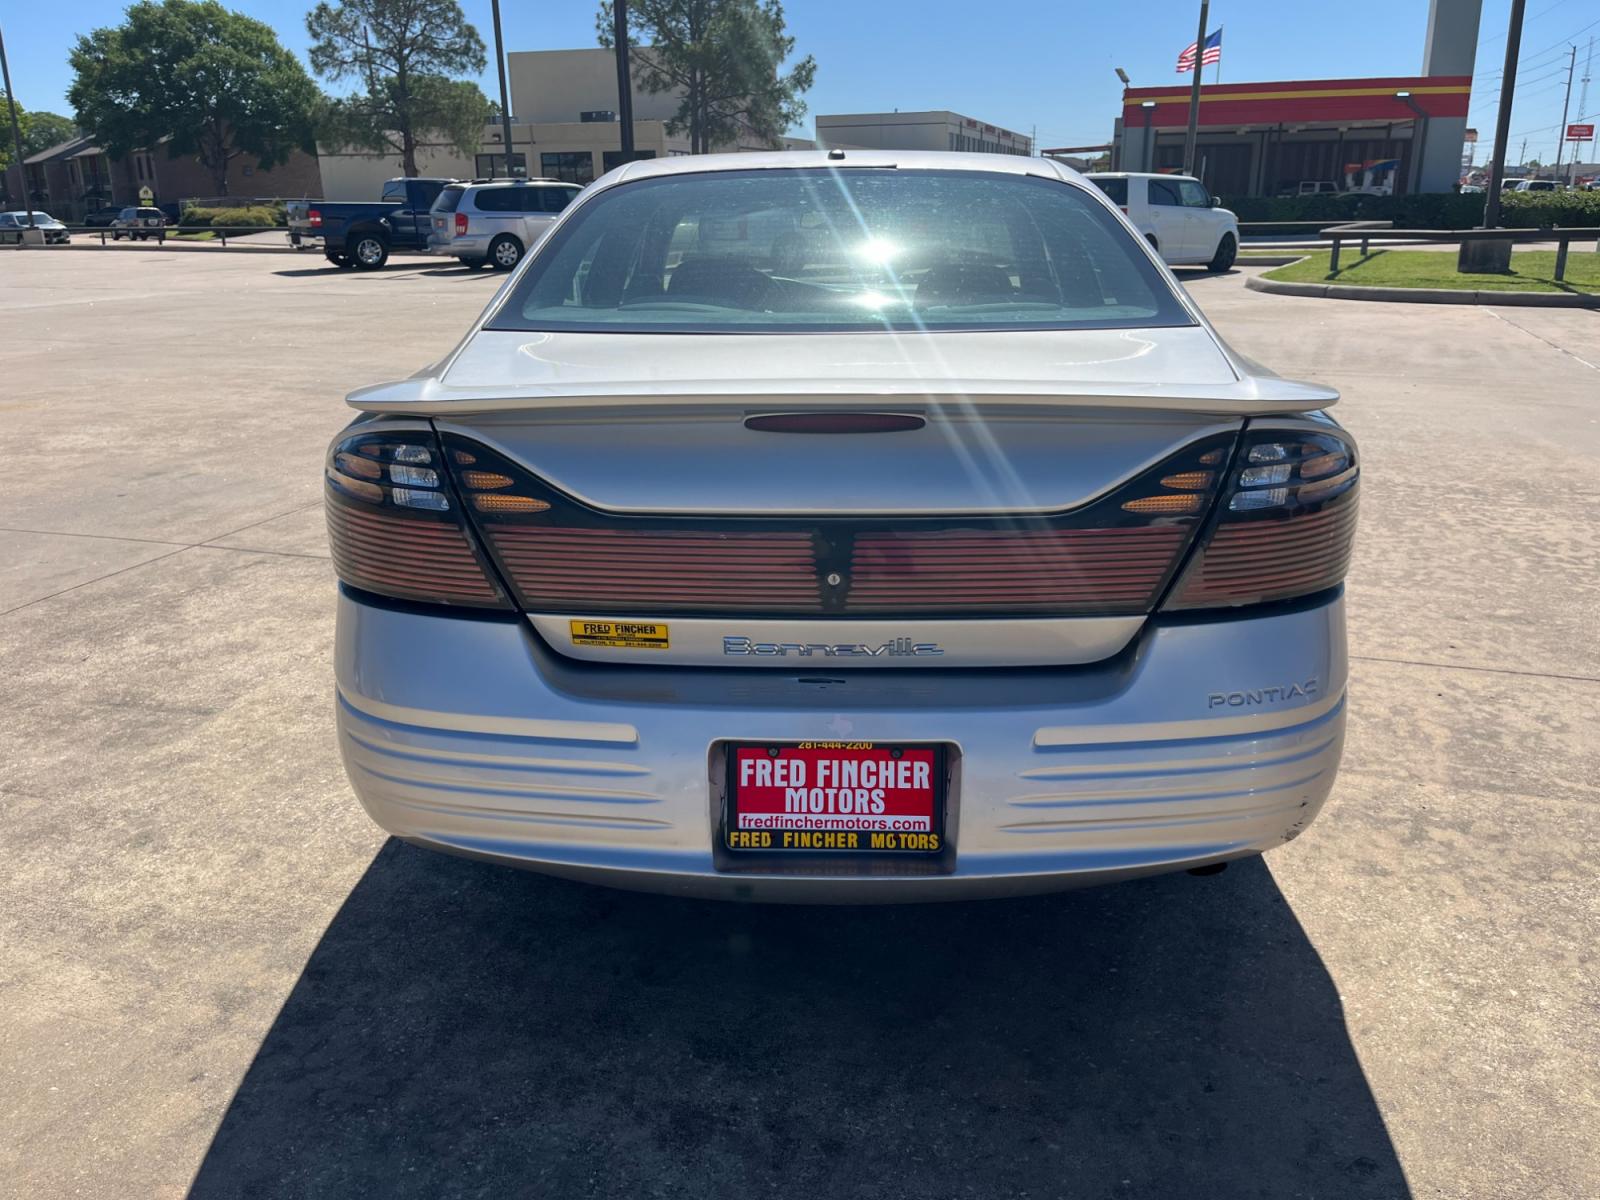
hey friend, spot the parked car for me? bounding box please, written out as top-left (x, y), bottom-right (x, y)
top-left (285, 177), bottom-right (455, 270)
top-left (1458, 183), bottom-right (1484, 194)
top-left (111, 206), bottom-right (167, 240)
top-left (1277, 180), bottom-right (1341, 198)
top-left (1084, 172), bottom-right (1239, 270)
top-left (428, 179), bottom-right (584, 270)
top-left (324, 151), bottom-right (1358, 902)
top-left (1510, 179), bottom-right (1560, 192)
top-left (0, 211), bottom-right (70, 244)
top-left (83, 205), bottom-right (125, 227)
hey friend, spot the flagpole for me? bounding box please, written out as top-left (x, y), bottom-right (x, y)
top-left (1183, 0), bottom-right (1209, 175)
top-left (1214, 26), bottom-right (1222, 85)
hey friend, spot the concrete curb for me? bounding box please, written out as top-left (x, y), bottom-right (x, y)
top-left (1235, 255), bottom-right (1316, 266)
top-left (1244, 273), bottom-right (1600, 308)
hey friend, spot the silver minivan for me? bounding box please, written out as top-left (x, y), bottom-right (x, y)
top-left (428, 179), bottom-right (584, 270)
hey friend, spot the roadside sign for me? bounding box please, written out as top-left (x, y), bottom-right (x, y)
top-left (1566, 124), bottom-right (1595, 141)
top-left (138, 185), bottom-right (154, 205)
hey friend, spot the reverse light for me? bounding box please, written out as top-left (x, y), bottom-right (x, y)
top-left (1165, 430), bottom-right (1359, 610)
top-left (324, 430), bottom-right (509, 608)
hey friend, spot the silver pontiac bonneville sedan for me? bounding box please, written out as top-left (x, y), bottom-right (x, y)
top-left (326, 150), bottom-right (1358, 902)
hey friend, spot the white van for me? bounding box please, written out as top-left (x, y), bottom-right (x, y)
top-left (1084, 173), bottom-right (1239, 271)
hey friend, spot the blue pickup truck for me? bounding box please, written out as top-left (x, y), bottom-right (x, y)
top-left (286, 177), bottom-right (456, 270)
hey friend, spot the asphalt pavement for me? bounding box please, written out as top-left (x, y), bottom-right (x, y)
top-left (1, 247), bottom-right (1596, 1199)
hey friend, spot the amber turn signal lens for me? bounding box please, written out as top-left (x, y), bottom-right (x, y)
top-left (472, 494), bottom-right (552, 514)
top-left (1122, 494), bottom-right (1203, 514)
top-left (335, 452), bottom-right (383, 480)
top-left (461, 471), bottom-right (514, 490)
top-left (451, 450), bottom-right (477, 465)
top-left (1160, 471), bottom-right (1213, 489)
top-left (1199, 448), bottom-right (1226, 465)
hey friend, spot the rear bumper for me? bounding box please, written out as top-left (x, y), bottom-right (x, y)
top-left (335, 590), bottom-right (1348, 902)
top-left (430, 232), bottom-right (492, 258)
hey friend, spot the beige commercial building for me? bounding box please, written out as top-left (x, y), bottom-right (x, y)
top-left (816, 111), bottom-right (1032, 156)
top-left (317, 47), bottom-right (814, 200)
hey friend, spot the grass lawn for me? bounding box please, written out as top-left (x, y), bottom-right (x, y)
top-left (1263, 248), bottom-right (1600, 293)
top-left (170, 230), bottom-right (216, 241)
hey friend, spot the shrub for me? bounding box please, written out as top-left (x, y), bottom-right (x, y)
top-left (1219, 192), bottom-right (1487, 228)
top-left (1500, 190), bottom-right (1600, 228)
top-left (177, 203), bottom-right (284, 229)
top-left (1221, 189), bottom-right (1600, 230)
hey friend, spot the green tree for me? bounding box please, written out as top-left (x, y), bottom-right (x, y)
top-left (306, 0), bottom-right (491, 176)
top-left (597, 0), bottom-right (815, 154)
top-left (1, 92), bottom-right (27, 176)
top-left (68, 0), bottom-right (318, 197)
top-left (22, 111), bottom-right (80, 158)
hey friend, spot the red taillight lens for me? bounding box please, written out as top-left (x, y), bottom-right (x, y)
top-left (325, 429), bottom-right (509, 609)
top-left (454, 212), bottom-right (468, 236)
top-left (439, 432), bottom-right (1234, 618)
top-left (1164, 429), bottom-right (1359, 610)
top-left (308, 208), bottom-right (322, 228)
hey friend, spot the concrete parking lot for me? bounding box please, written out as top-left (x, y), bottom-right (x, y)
top-left (2, 246), bottom-right (1596, 1199)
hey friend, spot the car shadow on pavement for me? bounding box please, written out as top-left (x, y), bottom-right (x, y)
top-left (187, 842), bottom-right (1409, 1199)
top-left (271, 262), bottom-right (470, 279)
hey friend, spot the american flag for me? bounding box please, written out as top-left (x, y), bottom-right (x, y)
top-left (1177, 28), bottom-right (1223, 72)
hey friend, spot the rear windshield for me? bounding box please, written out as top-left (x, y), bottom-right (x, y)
top-left (434, 185), bottom-right (466, 214)
top-left (488, 168), bottom-right (1190, 334)
top-left (1088, 177), bottom-right (1127, 205)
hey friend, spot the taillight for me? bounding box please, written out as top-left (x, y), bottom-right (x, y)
top-left (308, 208), bottom-right (322, 228)
top-left (439, 431), bottom-right (1234, 617)
top-left (454, 212), bottom-right (468, 236)
top-left (324, 429), bottom-right (510, 609)
top-left (1164, 429), bottom-right (1359, 610)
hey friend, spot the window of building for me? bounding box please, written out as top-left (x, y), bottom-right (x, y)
top-left (540, 152), bottom-right (595, 186)
top-left (602, 149), bottom-right (657, 173)
top-left (474, 152), bottom-right (527, 179)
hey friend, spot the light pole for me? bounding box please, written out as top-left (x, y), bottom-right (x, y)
top-left (0, 19), bottom-right (35, 230)
top-left (614, 0), bottom-right (635, 164)
top-left (490, 0), bottom-right (517, 176)
top-left (1182, 0), bottom-right (1209, 176)
top-left (1483, 0), bottom-right (1527, 229)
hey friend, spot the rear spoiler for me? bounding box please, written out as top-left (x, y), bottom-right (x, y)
top-left (346, 373), bottom-right (1338, 417)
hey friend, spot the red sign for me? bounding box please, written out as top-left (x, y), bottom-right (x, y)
top-left (727, 744), bottom-right (941, 852)
top-left (1567, 124), bottom-right (1595, 141)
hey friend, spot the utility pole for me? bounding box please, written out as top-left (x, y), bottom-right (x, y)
top-left (614, 0), bottom-right (635, 164)
top-left (1182, 0), bottom-right (1209, 176)
top-left (1483, 0), bottom-right (1527, 229)
top-left (0, 19), bottom-right (33, 230)
top-left (1552, 44), bottom-right (1576, 183)
top-left (490, 0), bottom-right (517, 176)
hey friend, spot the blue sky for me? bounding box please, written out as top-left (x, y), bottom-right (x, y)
top-left (6, 0), bottom-right (1599, 165)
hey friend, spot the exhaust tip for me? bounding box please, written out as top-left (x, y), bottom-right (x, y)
top-left (1186, 861), bottom-right (1228, 877)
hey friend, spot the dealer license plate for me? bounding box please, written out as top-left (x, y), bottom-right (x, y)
top-left (724, 742), bottom-right (945, 854)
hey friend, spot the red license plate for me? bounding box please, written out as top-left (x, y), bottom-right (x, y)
top-left (725, 742), bottom-right (945, 854)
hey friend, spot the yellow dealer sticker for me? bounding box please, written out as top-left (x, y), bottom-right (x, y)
top-left (569, 620), bottom-right (669, 650)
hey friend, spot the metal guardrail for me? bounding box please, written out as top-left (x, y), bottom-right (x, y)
top-left (1323, 221), bottom-right (1600, 279)
top-left (1237, 220), bottom-right (1364, 235)
top-left (72, 225), bottom-right (287, 246)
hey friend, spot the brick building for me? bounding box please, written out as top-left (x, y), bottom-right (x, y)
top-left (3, 136), bottom-right (323, 220)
